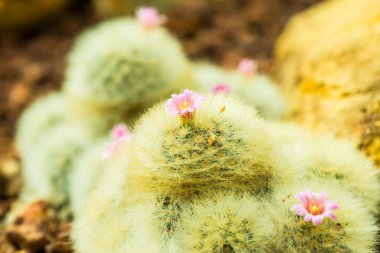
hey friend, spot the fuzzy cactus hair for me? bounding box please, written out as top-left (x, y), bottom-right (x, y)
top-left (170, 193), bottom-right (271, 253)
top-left (263, 122), bottom-right (380, 214)
top-left (64, 17), bottom-right (194, 116)
top-left (126, 92), bottom-right (295, 200)
top-left (16, 92), bottom-right (67, 156)
top-left (264, 179), bottom-right (378, 253)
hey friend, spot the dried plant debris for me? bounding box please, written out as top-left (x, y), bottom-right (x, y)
top-left (3, 201), bottom-right (73, 253)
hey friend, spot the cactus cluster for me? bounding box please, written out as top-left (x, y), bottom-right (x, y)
top-left (72, 91), bottom-right (379, 252)
top-left (15, 7), bottom-right (193, 213)
top-left (68, 138), bottom-right (109, 214)
top-left (13, 2), bottom-right (380, 251)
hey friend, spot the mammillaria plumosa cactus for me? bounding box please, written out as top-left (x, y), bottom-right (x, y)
top-left (193, 59), bottom-right (286, 120)
top-left (64, 8), bottom-right (194, 119)
top-left (20, 123), bottom-right (97, 207)
top-left (128, 89), bottom-right (292, 199)
top-left (264, 179), bottom-right (377, 252)
top-left (263, 122), bottom-right (380, 214)
top-left (69, 124), bottom-right (132, 214)
top-left (170, 193), bottom-right (271, 253)
top-left (16, 92), bottom-right (67, 156)
top-left (72, 90), bottom-right (379, 252)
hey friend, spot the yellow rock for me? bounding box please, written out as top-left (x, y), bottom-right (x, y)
top-left (274, 0), bottom-right (380, 166)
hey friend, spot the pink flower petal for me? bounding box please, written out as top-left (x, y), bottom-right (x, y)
top-left (291, 190), bottom-right (339, 226)
top-left (312, 215), bottom-right (324, 225)
top-left (290, 204), bottom-right (303, 212)
top-left (212, 83), bottom-right (231, 95)
top-left (325, 201), bottom-right (339, 210)
top-left (111, 124), bottom-right (130, 140)
top-left (103, 124), bottom-right (133, 160)
top-left (304, 213), bottom-right (313, 222)
top-left (324, 211), bottom-right (337, 221)
top-left (165, 89), bottom-right (206, 118)
top-left (136, 7), bottom-right (166, 30)
top-left (238, 58), bottom-right (258, 76)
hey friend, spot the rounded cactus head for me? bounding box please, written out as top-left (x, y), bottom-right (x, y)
top-left (265, 179), bottom-right (378, 253)
top-left (64, 18), bottom-right (194, 113)
top-left (127, 91), bottom-right (290, 199)
top-left (172, 194), bottom-right (271, 253)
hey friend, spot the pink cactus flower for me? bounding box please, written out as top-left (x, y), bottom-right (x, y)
top-left (238, 58), bottom-right (258, 77)
top-left (103, 124), bottom-right (133, 160)
top-left (212, 83), bottom-right (231, 95)
top-left (165, 89), bottom-right (206, 118)
top-left (136, 7), bottom-right (166, 30)
top-left (112, 124), bottom-right (129, 139)
top-left (291, 191), bottom-right (339, 225)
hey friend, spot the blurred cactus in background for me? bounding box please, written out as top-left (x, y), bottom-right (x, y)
top-left (64, 17), bottom-right (194, 119)
top-left (274, 0), bottom-right (380, 167)
top-left (194, 60), bottom-right (287, 120)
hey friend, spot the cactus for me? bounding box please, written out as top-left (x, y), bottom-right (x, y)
top-left (16, 92), bottom-right (67, 156)
top-left (68, 138), bottom-right (108, 215)
top-left (122, 195), bottom-right (183, 252)
top-left (264, 178), bottom-right (378, 253)
top-left (64, 17), bottom-right (194, 116)
top-left (171, 193), bottom-right (271, 253)
top-left (72, 152), bottom-right (131, 253)
top-left (263, 122), bottom-right (380, 214)
top-left (127, 94), bottom-right (293, 200)
top-left (20, 123), bottom-right (97, 207)
top-left (193, 63), bottom-right (286, 120)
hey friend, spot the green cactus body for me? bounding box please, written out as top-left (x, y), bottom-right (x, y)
top-left (16, 92), bottom-right (67, 156)
top-left (193, 63), bottom-right (238, 94)
top-left (234, 75), bottom-right (287, 120)
top-left (170, 193), bottom-right (271, 253)
top-left (72, 153), bottom-right (131, 253)
top-left (69, 138), bottom-right (109, 215)
top-left (264, 122), bottom-right (380, 214)
top-left (64, 18), bottom-right (194, 115)
top-left (21, 123), bottom-right (97, 207)
top-left (128, 95), bottom-right (291, 200)
top-left (265, 179), bottom-right (378, 253)
top-left (193, 63), bottom-right (287, 120)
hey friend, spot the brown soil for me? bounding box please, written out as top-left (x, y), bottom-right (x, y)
top-left (0, 0), bottom-right (320, 251)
